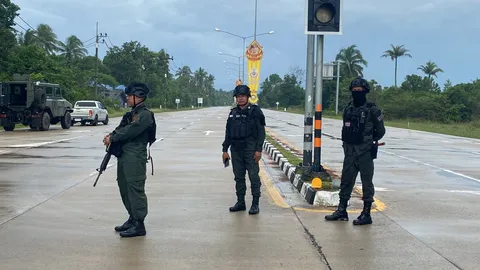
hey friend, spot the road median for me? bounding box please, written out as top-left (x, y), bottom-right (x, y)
top-left (264, 129), bottom-right (384, 212)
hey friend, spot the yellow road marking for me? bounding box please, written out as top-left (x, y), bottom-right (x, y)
top-left (259, 167), bottom-right (290, 209)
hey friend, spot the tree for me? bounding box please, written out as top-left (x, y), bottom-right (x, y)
top-left (381, 44), bottom-right (412, 87)
top-left (335, 45), bottom-right (368, 77)
top-left (417, 61), bottom-right (444, 79)
top-left (58, 35), bottom-right (88, 66)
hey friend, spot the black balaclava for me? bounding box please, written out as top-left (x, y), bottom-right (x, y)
top-left (352, 90), bottom-right (366, 107)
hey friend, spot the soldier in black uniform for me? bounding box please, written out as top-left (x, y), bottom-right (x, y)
top-left (325, 77), bottom-right (386, 225)
top-left (222, 85), bottom-right (266, 215)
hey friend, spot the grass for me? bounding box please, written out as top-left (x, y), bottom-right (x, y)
top-left (267, 107), bottom-right (480, 140)
top-left (266, 132), bottom-right (303, 167)
top-left (265, 131), bottom-right (339, 191)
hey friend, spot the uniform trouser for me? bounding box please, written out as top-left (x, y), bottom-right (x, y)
top-left (339, 147), bottom-right (375, 203)
top-left (117, 160), bottom-right (148, 221)
top-left (231, 150), bottom-right (261, 203)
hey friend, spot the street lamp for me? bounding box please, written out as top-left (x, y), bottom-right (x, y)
top-left (223, 60), bottom-right (241, 78)
top-left (215, 28), bottom-right (274, 82)
top-left (331, 60), bottom-right (345, 115)
top-left (219, 51), bottom-right (243, 80)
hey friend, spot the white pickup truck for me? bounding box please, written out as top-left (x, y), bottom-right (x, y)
top-left (71, 100), bottom-right (109, 126)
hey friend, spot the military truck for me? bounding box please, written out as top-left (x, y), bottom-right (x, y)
top-left (0, 74), bottom-right (74, 131)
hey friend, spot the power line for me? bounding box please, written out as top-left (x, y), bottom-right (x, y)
top-left (17, 15), bottom-right (35, 31)
top-left (83, 36), bottom-right (96, 44)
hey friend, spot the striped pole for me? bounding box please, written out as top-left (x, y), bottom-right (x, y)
top-left (313, 35), bottom-right (324, 172)
top-left (313, 104), bottom-right (322, 170)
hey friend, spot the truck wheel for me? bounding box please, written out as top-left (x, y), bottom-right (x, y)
top-left (39, 112), bottom-right (51, 131)
top-left (61, 112), bottom-right (72, 129)
top-left (91, 115), bottom-right (98, 126)
top-left (3, 124), bottom-right (14, 131)
top-left (102, 115), bottom-right (109, 125)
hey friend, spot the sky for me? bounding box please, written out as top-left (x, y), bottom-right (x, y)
top-left (12, 0), bottom-right (480, 92)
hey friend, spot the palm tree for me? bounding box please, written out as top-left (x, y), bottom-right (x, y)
top-left (381, 44), bottom-right (412, 87)
top-left (18, 24), bottom-right (61, 55)
top-left (335, 45), bottom-right (368, 77)
top-left (58, 35), bottom-right (88, 65)
top-left (417, 61), bottom-right (443, 79)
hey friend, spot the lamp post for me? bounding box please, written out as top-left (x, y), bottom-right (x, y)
top-left (223, 60), bottom-right (242, 79)
top-left (214, 28), bottom-right (274, 82)
top-left (331, 60), bottom-right (344, 115)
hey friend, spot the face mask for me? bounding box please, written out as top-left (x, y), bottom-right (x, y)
top-left (352, 91), bottom-right (366, 106)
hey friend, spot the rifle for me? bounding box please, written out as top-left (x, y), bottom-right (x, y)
top-left (93, 142), bottom-right (122, 187)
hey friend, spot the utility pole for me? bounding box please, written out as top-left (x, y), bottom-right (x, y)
top-left (162, 55), bottom-right (174, 109)
top-left (94, 22), bottom-right (107, 96)
top-left (302, 35), bottom-right (315, 166)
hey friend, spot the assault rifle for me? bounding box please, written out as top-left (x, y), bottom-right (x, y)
top-left (93, 111), bottom-right (131, 187)
top-left (93, 142), bottom-right (122, 187)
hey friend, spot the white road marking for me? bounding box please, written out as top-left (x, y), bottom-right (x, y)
top-left (443, 190), bottom-right (480, 195)
top-left (380, 149), bottom-right (480, 184)
top-left (89, 164), bottom-right (115, 177)
top-left (7, 135), bottom-right (89, 148)
top-left (190, 122), bottom-right (194, 125)
top-left (179, 127), bottom-right (184, 130)
top-left (375, 187), bottom-right (394, 192)
top-left (204, 130), bottom-right (214, 135)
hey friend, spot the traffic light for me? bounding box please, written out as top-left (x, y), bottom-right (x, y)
top-left (305, 0), bottom-right (343, 35)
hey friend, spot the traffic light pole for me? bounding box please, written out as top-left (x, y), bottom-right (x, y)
top-left (302, 35), bottom-right (315, 166)
top-left (313, 34), bottom-right (325, 172)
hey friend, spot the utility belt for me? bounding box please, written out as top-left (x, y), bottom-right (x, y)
top-left (231, 139), bottom-right (247, 149)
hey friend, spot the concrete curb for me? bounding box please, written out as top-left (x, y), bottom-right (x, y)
top-left (263, 140), bottom-right (340, 207)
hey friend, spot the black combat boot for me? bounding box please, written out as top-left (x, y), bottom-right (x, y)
top-left (324, 199), bottom-right (349, 221)
top-left (353, 201), bottom-right (373, 225)
top-left (119, 220), bottom-right (147, 238)
top-left (114, 216), bottom-right (134, 232)
top-left (229, 196), bottom-right (246, 212)
top-left (248, 197), bottom-right (260, 215)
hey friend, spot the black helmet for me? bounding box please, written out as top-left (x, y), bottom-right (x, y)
top-left (125, 82), bottom-right (150, 99)
top-left (349, 76), bottom-right (370, 93)
top-left (233, 85), bottom-right (251, 97)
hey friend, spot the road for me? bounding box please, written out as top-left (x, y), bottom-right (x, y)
top-left (0, 108), bottom-right (327, 270)
top-left (0, 106), bottom-right (477, 269)
top-left (264, 108), bottom-right (480, 270)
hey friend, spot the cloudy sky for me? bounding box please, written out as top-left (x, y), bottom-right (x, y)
top-left (12, 0), bottom-right (480, 91)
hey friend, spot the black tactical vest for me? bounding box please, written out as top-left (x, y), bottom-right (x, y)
top-left (341, 102), bottom-right (372, 144)
top-left (228, 106), bottom-right (256, 140)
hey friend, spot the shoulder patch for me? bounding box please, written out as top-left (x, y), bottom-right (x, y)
top-left (132, 114), bottom-right (138, 122)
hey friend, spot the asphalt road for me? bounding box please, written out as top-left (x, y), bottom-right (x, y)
top-left (0, 106), bottom-right (477, 269)
top-left (0, 107), bottom-right (328, 270)
top-left (264, 108), bottom-right (480, 270)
